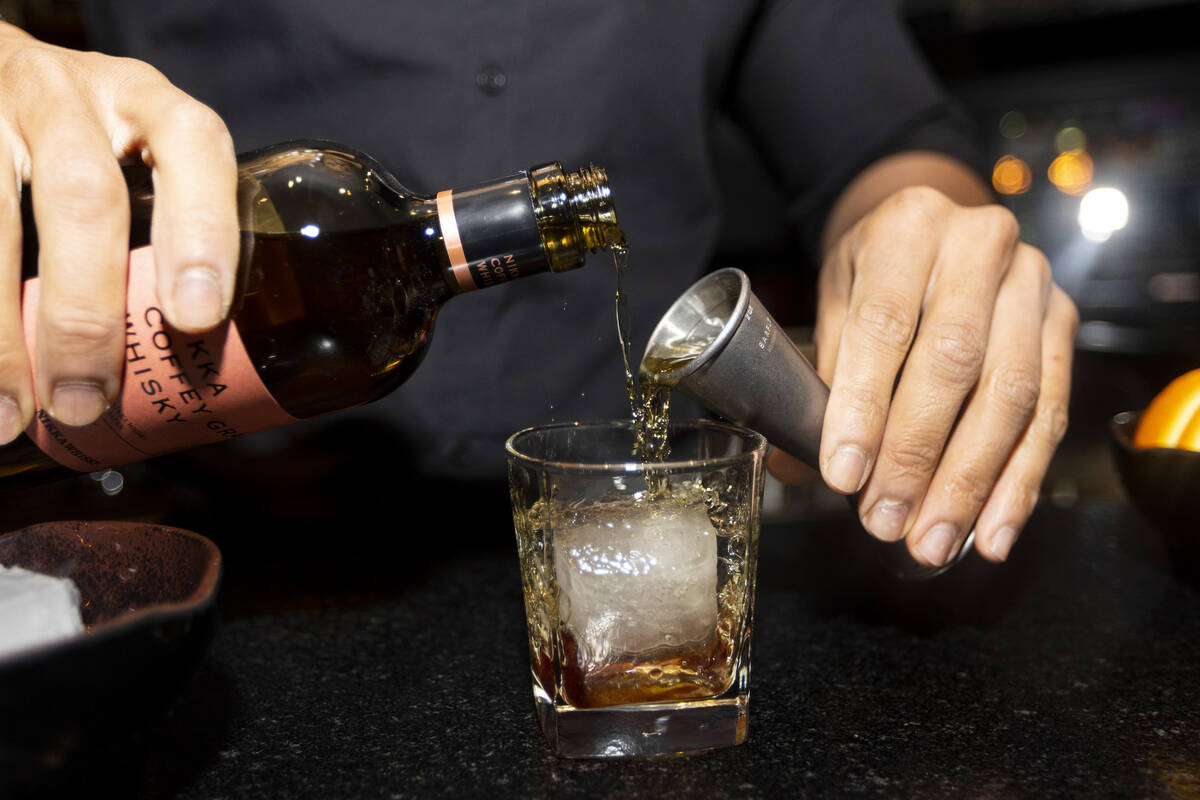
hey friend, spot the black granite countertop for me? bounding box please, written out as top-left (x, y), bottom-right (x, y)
top-left (51, 498), bottom-right (1200, 798)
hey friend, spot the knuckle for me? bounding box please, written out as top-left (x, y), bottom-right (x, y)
top-left (165, 231), bottom-right (236, 297)
top-left (2, 45), bottom-right (72, 89)
top-left (171, 210), bottom-right (232, 255)
top-left (1065, 296), bottom-right (1080, 328)
top-left (162, 97), bottom-right (230, 142)
top-left (46, 152), bottom-right (125, 214)
top-left (1035, 402), bottom-right (1070, 447)
top-left (836, 382), bottom-right (888, 430)
top-left (989, 364), bottom-right (1041, 423)
top-left (925, 320), bottom-right (986, 382)
top-left (1003, 479), bottom-right (1042, 523)
top-left (942, 465), bottom-right (992, 509)
top-left (887, 185), bottom-right (949, 224)
top-left (973, 203), bottom-right (1021, 244)
top-left (1054, 286), bottom-right (1080, 331)
top-left (1022, 482), bottom-right (1041, 513)
top-left (42, 307), bottom-right (124, 355)
top-left (884, 433), bottom-right (942, 478)
top-left (1018, 242), bottom-right (1052, 282)
top-left (0, 343), bottom-right (32, 386)
top-left (851, 293), bottom-right (916, 354)
top-left (108, 54), bottom-right (168, 86)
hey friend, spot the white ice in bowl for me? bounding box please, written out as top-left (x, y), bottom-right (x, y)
top-left (0, 564), bottom-right (85, 658)
top-left (554, 495), bottom-right (717, 663)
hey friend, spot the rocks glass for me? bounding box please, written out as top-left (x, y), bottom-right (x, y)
top-left (506, 419), bottom-right (766, 758)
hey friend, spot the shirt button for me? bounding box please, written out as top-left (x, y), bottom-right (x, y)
top-left (476, 66), bottom-right (507, 95)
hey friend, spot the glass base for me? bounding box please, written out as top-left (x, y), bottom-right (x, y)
top-left (533, 685), bottom-right (748, 758)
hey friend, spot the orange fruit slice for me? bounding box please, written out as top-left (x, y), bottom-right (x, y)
top-left (1180, 406), bottom-right (1200, 451)
top-left (1133, 368), bottom-right (1200, 451)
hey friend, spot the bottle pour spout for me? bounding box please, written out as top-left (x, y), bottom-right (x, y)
top-left (567, 165), bottom-right (625, 251)
top-left (530, 163), bottom-right (625, 271)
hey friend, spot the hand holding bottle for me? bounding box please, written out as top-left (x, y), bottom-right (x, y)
top-left (0, 22), bottom-right (238, 441)
top-left (2, 119), bottom-right (621, 487)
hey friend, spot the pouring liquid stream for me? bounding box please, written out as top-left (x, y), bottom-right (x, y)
top-left (613, 246), bottom-right (715, 466)
top-left (614, 247), bottom-right (679, 465)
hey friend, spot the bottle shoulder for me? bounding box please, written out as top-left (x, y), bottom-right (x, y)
top-left (236, 141), bottom-right (421, 237)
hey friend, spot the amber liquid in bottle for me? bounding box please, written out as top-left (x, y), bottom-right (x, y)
top-left (234, 224), bottom-right (444, 419)
top-left (2, 141), bottom-right (622, 488)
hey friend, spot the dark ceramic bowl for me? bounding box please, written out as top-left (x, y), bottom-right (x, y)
top-left (0, 520), bottom-right (221, 793)
top-left (1110, 412), bottom-right (1200, 582)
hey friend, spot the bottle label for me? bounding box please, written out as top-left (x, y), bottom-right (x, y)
top-left (22, 247), bottom-right (298, 471)
top-left (436, 173), bottom-right (548, 292)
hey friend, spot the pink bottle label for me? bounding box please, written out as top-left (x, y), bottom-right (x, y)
top-left (22, 246), bottom-right (298, 471)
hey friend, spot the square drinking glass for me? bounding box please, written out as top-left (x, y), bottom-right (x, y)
top-left (506, 419), bottom-right (766, 758)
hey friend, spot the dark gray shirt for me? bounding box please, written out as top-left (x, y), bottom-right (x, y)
top-left (80, 0), bottom-right (981, 479)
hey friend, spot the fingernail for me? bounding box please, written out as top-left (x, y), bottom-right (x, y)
top-left (864, 498), bottom-right (909, 542)
top-left (916, 523), bottom-right (959, 567)
top-left (172, 267), bottom-right (224, 330)
top-left (50, 382), bottom-right (109, 427)
top-left (826, 445), bottom-right (867, 494)
top-left (0, 395), bottom-right (21, 444)
top-left (988, 525), bottom-right (1019, 561)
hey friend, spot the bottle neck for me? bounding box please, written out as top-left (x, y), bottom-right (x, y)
top-left (435, 162), bottom-right (623, 295)
top-left (119, 144), bottom-right (625, 297)
top-left (530, 163), bottom-right (625, 269)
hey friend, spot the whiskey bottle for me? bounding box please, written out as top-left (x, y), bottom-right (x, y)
top-left (3, 140), bottom-right (623, 488)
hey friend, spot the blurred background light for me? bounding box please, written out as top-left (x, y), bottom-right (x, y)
top-left (1054, 125), bottom-right (1088, 153)
top-left (992, 154), bottom-right (1033, 194)
top-left (999, 110), bottom-right (1029, 139)
top-left (1048, 150), bottom-right (1094, 195)
top-left (1147, 272), bottom-right (1200, 303)
top-left (1078, 187), bottom-right (1129, 242)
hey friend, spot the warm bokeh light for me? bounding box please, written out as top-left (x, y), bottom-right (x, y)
top-left (1048, 150), bottom-right (1094, 195)
top-left (1055, 125), bottom-right (1087, 153)
top-left (1078, 187), bottom-right (1129, 242)
top-left (992, 154), bottom-right (1032, 195)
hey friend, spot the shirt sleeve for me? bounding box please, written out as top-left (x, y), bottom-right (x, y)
top-left (730, 0), bottom-right (987, 256)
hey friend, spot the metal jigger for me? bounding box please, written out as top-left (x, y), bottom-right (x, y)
top-left (643, 267), bottom-right (973, 579)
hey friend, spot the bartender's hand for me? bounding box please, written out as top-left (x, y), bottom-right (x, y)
top-left (768, 152), bottom-right (1078, 567)
top-left (0, 23), bottom-right (238, 443)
